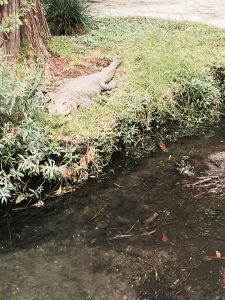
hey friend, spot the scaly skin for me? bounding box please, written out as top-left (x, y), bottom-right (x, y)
top-left (48, 59), bottom-right (122, 116)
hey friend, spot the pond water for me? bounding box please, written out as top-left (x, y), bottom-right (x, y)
top-left (1, 124), bottom-right (225, 299)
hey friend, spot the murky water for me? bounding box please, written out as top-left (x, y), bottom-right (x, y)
top-left (1, 124), bottom-right (225, 299)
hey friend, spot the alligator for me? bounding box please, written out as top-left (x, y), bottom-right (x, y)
top-left (47, 59), bottom-right (122, 116)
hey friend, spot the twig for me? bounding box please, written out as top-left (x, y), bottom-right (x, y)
top-left (109, 229), bottom-right (156, 240)
top-left (91, 206), bottom-right (106, 221)
top-left (139, 230), bottom-right (156, 236)
top-left (199, 182), bottom-right (217, 188)
top-left (126, 220), bottom-right (139, 234)
top-left (205, 256), bottom-right (225, 261)
top-left (113, 183), bottom-right (123, 188)
top-left (192, 177), bottom-right (216, 186)
top-left (196, 175), bottom-right (218, 179)
top-left (154, 266), bottom-right (160, 281)
top-left (109, 234), bottom-right (134, 240)
top-left (193, 191), bottom-right (208, 198)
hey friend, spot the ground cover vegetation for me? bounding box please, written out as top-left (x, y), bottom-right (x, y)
top-left (1, 16), bottom-right (225, 206)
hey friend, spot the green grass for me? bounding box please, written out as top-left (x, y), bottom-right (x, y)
top-left (47, 18), bottom-right (225, 143)
top-left (47, 36), bottom-right (78, 62)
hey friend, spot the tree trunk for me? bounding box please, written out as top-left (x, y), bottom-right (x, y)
top-left (0, 0), bottom-right (21, 59)
top-left (0, 0), bottom-right (51, 60)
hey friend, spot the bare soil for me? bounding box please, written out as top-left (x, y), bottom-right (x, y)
top-left (50, 57), bottom-right (112, 80)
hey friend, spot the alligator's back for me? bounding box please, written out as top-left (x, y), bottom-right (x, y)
top-left (48, 59), bottom-right (122, 116)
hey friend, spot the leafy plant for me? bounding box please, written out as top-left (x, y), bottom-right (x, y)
top-left (43, 0), bottom-right (94, 35)
top-left (175, 72), bottom-right (221, 123)
top-left (0, 61), bottom-right (98, 205)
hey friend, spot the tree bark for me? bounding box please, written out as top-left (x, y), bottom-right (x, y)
top-left (0, 0), bottom-right (21, 59)
top-left (0, 0), bottom-right (51, 60)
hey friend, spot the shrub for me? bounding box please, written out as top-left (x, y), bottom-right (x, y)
top-left (0, 62), bottom-right (75, 204)
top-left (44, 0), bottom-right (94, 35)
top-left (0, 60), bottom-right (104, 205)
top-left (175, 72), bottom-right (222, 124)
top-left (0, 62), bottom-right (54, 203)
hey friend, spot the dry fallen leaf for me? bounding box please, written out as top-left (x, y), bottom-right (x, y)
top-left (159, 141), bottom-right (168, 152)
top-left (185, 286), bottom-right (192, 293)
top-left (162, 232), bottom-right (168, 243)
top-left (216, 250), bottom-right (222, 258)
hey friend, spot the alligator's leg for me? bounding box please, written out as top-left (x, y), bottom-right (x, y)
top-left (99, 79), bottom-right (118, 91)
top-left (99, 59), bottom-right (122, 83)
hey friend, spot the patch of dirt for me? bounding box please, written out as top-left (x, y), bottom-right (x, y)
top-left (50, 56), bottom-right (113, 81)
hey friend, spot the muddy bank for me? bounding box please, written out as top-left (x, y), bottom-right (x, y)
top-left (91, 0), bottom-right (225, 28)
top-left (1, 123), bottom-right (225, 299)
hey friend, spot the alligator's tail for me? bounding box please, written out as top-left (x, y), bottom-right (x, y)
top-left (99, 59), bottom-right (122, 83)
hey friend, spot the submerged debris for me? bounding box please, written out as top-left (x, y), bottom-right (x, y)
top-left (176, 159), bottom-right (195, 177)
top-left (191, 151), bottom-right (225, 194)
